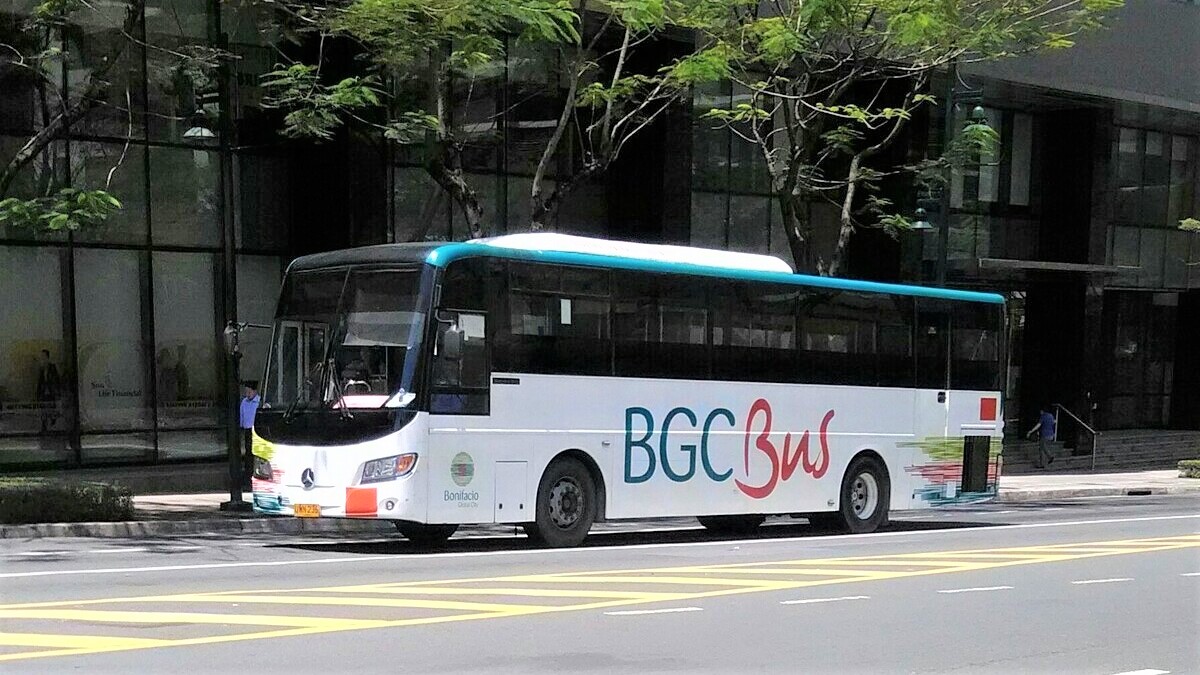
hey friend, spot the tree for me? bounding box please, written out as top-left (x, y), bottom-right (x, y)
top-left (0, 1), bottom-right (227, 231)
top-left (687, 0), bottom-right (1123, 276)
top-left (259, 0), bottom-right (708, 237)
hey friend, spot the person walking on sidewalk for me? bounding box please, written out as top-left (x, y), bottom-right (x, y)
top-left (239, 381), bottom-right (261, 488)
top-left (1026, 406), bottom-right (1056, 469)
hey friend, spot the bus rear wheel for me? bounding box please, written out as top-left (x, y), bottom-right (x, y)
top-left (697, 515), bottom-right (765, 535)
top-left (523, 457), bottom-right (596, 548)
top-left (826, 455), bottom-right (890, 534)
top-left (395, 522), bottom-right (458, 546)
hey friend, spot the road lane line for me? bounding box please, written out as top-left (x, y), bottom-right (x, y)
top-left (0, 632), bottom-right (169, 649)
top-left (1071, 577), bottom-right (1133, 585)
top-left (604, 607), bottom-right (703, 616)
top-left (0, 608), bottom-right (393, 628)
top-left (152, 593), bottom-right (543, 614)
top-left (313, 586), bottom-right (688, 600)
top-left (1181, 572), bottom-right (1200, 577)
top-left (2, 513), bottom-right (1197, 580)
top-left (1108, 669), bottom-right (1169, 675)
top-left (936, 586), bottom-right (1014, 594)
top-left (779, 595), bottom-right (870, 605)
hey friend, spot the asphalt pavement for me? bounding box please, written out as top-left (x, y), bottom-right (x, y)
top-left (1, 495), bottom-right (1198, 674)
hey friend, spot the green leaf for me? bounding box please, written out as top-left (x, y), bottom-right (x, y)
top-left (1180, 218), bottom-right (1200, 232)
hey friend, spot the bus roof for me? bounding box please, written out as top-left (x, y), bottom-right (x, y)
top-left (287, 234), bottom-right (1004, 305)
top-left (427, 234), bottom-right (1005, 305)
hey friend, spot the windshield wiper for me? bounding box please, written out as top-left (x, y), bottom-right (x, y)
top-left (282, 360), bottom-right (329, 424)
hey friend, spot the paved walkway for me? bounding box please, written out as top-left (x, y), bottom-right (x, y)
top-left (3, 470), bottom-right (1197, 539)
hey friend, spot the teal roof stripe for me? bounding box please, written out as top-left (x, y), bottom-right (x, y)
top-left (426, 242), bottom-right (1005, 304)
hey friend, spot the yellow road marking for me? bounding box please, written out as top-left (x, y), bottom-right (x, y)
top-left (1, 533), bottom-right (1195, 664)
top-left (495, 575), bottom-right (794, 587)
top-left (0, 609), bottom-right (391, 629)
top-left (149, 594), bottom-right (543, 614)
top-left (314, 586), bottom-right (690, 600)
top-left (0, 633), bottom-right (168, 649)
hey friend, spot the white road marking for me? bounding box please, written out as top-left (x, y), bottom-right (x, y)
top-left (937, 586), bottom-right (1013, 594)
top-left (1180, 572), bottom-right (1200, 577)
top-left (1107, 669), bottom-right (1169, 675)
top-left (780, 595), bottom-right (870, 605)
top-left (604, 607), bottom-right (703, 616)
top-left (1071, 577), bottom-right (1133, 585)
top-left (0, 513), bottom-right (1196, 580)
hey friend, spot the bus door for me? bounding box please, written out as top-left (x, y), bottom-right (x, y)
top-left (914, 301), bottom-right (950, 441)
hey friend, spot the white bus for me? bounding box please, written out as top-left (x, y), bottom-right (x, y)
top-left (250, 233), bottom-right (1005, 547)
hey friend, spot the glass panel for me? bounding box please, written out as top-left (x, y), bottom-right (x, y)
top-left (157, 429), bottom-right (224, 461)
top-left (1168, 136), bottom-right (1192, 226)
top-left (150, 146), bottom-right (220, 247)
top-left (691, 81), bottom-right (730, 192)
top-left (0, 136), bottom-right (68, 242)
top-left (81, 432), bottom-right (154, 465)
top-left (145, 0), bottom-right (218, 143)
top-left (728, 83), bottom-right (770, 193)
top-left (74, 249), bottom-right (153, 431)
top-left (0, 246), bottom-right (71, 436)
top-left (1009, 113), bottom-right (1033, 206)
top-left (1111, 225), bottom-right (1140, 267)
top-left (66, 2), bottom-right (147, 139)
top-left (393, 166), bottom-right (450, 242)
top-left (70, 141), bottom-right (148, 245)
top-left (237, 152), bottom-right (290, 250)
top-left (1139, 228), bottom-right (1165, 288)
top-left (977, 108), bottom-right (1002, 203)
top-left (153, 252), bottom-right (220, 428)
top-left (0, 435), bottom-right (72, 467)
top-left (236, 255), bottom-right (282, 386)
top-left (505, 41), bottom-right (558, 175)
top-left (0, 5), bottom-right (61, 135)
top-left (1115, 128), bottom-right (1141, 223)
top-left (1164, 231), bottom-right (1189, 289)
top-left (690, 192), bottom-right (726, 249)
top-left (728, 195), bottom-right (769, 254)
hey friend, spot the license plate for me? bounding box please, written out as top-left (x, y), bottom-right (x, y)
top-left (294, 504), bottom-right (320, 518)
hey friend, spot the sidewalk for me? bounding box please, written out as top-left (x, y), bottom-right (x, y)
top-left (3, 470), bottom-right (1197, 539)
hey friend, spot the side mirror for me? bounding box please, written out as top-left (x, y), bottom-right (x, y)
top-left (442, 327), bottom-right (464, 361)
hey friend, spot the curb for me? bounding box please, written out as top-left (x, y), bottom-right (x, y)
top-left (0, 516), bottom-right (396, 539)
top-left (997, 484), bottom-right (1200, 502)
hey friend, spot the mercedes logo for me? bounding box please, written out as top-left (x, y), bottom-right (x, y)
top-left (301, 468), bottom-right (315, 489)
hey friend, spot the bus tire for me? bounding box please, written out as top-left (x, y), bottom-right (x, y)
top-left (395, 522), bottom-right (458, 546)
top-left (525, 457), bottom-right (596, 548)
top-left (830, 454), bottom-right (890, 534)
top-left (697, 515), bottom-right (765, 534)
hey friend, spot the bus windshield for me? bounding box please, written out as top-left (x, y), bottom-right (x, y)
top-left (262, 267), bottom-right (426, 412)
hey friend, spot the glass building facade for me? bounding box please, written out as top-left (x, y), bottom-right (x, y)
top-left (0, 1), bottom-right (1197, 471)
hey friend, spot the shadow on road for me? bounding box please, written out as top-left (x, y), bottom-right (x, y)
top-left (271, 517), bottom-right (1001, 557)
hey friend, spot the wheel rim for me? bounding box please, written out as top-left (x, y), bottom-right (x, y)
top-left (849, 472), bottom-right (879, 520)
top-left (548, 477), bottom-right (583, 529)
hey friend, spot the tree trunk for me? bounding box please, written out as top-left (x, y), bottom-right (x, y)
top-left (776, 191), bottom-right (811, 273)
top-left (0, 0), bottom-right (144, 198)
top-left (426, 153), bottom-right (484, 239)
top-left (826, 154), bottom-right (862, 278)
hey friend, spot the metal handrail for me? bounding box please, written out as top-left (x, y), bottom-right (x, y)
top-left (1053, 403), bottom-right (1101, 471)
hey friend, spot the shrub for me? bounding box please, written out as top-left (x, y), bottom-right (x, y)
top-left (1179, 460), bottom-right (1200, 479)
top-left (0, 478), bottom-right (134, 525)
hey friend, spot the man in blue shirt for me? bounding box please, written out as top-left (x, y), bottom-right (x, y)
top-left (1026, 405), bottom-right (1056, 469)
top-left (239, 381), bottom-right (261, 488)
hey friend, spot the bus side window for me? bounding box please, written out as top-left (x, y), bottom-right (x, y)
top-left (431, 311), bottom-right (490, 415)
top-left (915, 300), bottom-right (952, 391)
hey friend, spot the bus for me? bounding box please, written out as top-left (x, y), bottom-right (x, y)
top-left (250, 233), bottom-right (1005, 547)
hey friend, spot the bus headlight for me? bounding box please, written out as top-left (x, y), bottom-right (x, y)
top-left (361, 453), bottom-right (418, 484)
top-left (253, 457), bottom-right (273, 481)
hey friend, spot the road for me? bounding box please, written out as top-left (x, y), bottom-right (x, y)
top-left (2, 495), bottom-right (1198, 674)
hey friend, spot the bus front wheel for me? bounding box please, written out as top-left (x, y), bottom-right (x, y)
top-left (523, 457), bottom-right (596, 548)
top-left (697, 515), bottom-right (765, 534)
top-left (395, 522), bottom-right (458, 546)
top-left (826, 455), bottom-right (890, 534)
